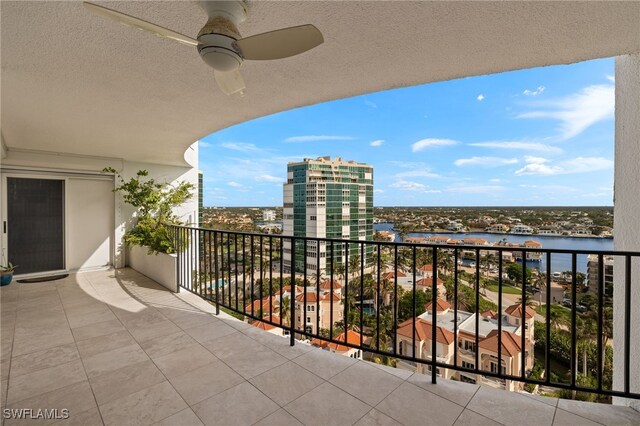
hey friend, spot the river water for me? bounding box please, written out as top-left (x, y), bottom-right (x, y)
top-left (374, 223), bottom-right (613, 274)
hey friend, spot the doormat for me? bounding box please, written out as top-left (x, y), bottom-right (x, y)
top-left (17, 274), bottom-right (69, 283)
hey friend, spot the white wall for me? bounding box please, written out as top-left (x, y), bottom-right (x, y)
top-left (0, 141), bottom-right (199, 273)
top-left (613, 53), bottom-right (640, 410)
top-left (67, 178), bottom-right (114, 270)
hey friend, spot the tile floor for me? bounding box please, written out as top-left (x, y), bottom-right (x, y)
top-left (1, 268), bottom-right (639, 425)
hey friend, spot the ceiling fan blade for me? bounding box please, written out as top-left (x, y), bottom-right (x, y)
top-left (235, 24), bottom-right (323, 60)
top-left (84, 2), bottom-right (199, 47)
top-left (214, 69), bottom-right (246, 96)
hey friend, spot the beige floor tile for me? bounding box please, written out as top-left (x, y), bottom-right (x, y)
top-left (253, 408), bottom-right (303, 426)
top-left (6, 361), bottom-right (87, 405)
top-left (284, 382), bottom-right (371, 426)
top-left (408, 372), bottom-right (480, 406)
top-left (5, 381), bottom-right (96, 426)
top-left (466, 385), bottom-right (556, 426)
top-left (127, 320), bottom-right (182, 342)
top-left (557, 398), bottom-right (640, 425)
top-left (89, 360), bottom-right (166, 405)
top-left (1, 379), bottom-right (7, 410)
top-left (291, 347), bottom-right (357, 380)
top-left (51, 407), bottom-right (103, 426)
top-left (353, 409), bottom-right (402, 426)
top-left (168, 360), bottom-right (244, 405)
top-left (158, 309), bottom-right (218, 330)
top-left (552, 408), bottom-right (602, 426)
top-left (241, 328), bottom-right (311, 361)
top-left (10, 343), bottom-right (79, 378)
top-left (329, 361), bottom-right (404, 406)
top-left (183, 321), bottom-right (237, 344)
top-left (117, 309), bottom-right (167, 329)
top-left (82, 343), bottom-right (149, 378)
top-left (66, 309), bottom-right (117, 329)
top-left (192, 382), bottom-right (279, 426)
top-left (99, 381), bottom-right (187, 426)
top-left (154, 408), bottom-right (203, 426)
top-left (203, 334), bottom-right (287, 379)
top-left (75, 330), bottom-right (136, 359)
top-left (153, 344), bottom-right (218, 379)
top-left (250, 361), bottom-right (324, 406)
top-left (138, 331), bottom-right (197, 359)
top-left (453, 409), bottom-right (502, 426)
top-left (376, 382), bottom-right (463, 426)
top-left (12, 327), bottom-right (74, 357)
top-left (71, 319), bottom-right (125, 342)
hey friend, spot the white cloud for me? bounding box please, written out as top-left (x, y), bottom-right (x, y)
top-left (446, 185), bottom-right (507, 194)
top-left (411, 138), bottom-right (458, 152)
top-left (523, 156), bottom-right (549, 164)
top-left (523, 86), bottom-right (545, 96)
top-left (489, 178), bottom-right (503, 183)
top-left (284, 135), bottom-right (355, 143)
top-left (517, 83), bottom-right (614, 140)
top-left (374, 189), bottom-right (384, 194)
top-left (606, 75), bottom-right (615, 83)
top-left (469, 140), bottom-right (562, 154)
top-left (454, 157), bottom-right (519, 167)
top-left (256, 174), bottom-right (283, 183)
top-left (515, 156), bottom-right (613, 176)
top-left (581, 192), bottom-right (609, 198)
top-left (477, 94), bottom-right (485, 101)
top-left (370, 139), bottom-right (384, 147)
top-left (390, 180), bottom-right (441, 193)
top-left (227, 181), bottom-right (251, 191)
top-left (219, 142), bottom-right (263, 153)
top-left (199, 141), bottom-right (212, 148)
top-left (394, 170), bottom-right (442, 179)
top-left (364, 100), bottom-right (378, 108)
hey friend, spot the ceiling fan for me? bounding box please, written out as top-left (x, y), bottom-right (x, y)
top-left (84, 1), bottom-right (324, 96)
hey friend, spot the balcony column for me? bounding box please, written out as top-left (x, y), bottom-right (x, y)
top-left (613, 53), bottom-right (640, 410)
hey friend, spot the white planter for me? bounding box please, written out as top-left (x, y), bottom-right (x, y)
top-left (128, 245), bottom-right (178, 292)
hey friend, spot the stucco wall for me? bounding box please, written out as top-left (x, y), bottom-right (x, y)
top-left (613, 53), bottom-right (640, 410)
top-left (0, 142), bottom-right (199, 272)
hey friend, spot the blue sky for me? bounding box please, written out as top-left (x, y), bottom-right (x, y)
top-left (199, 58), bottom-right (614, 207)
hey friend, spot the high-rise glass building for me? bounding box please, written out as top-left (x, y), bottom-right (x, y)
top-left (283, 157), bottom-right (374, 275)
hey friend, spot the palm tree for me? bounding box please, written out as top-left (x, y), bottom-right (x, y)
top-left (279, 296), bottom-right (291, 327)
top-left (578, 317), bottom-right (597, 374)
top-left (349, 253), bottom-right (361, 279)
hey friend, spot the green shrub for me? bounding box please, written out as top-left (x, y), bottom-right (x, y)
top-left (104, 168), bottom-right (194, 254)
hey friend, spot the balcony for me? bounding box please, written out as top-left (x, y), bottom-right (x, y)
top-left (2, 268), bottom-right (640, 425)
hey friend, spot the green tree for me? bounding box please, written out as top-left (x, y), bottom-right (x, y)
top-left (398, 290), bottom-right (429, 322)
top-left (105, 168), bottom-right (194, 254)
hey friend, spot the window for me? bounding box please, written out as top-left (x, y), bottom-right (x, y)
top-left (462, 361), bottom-right (475, 370)
top-left (310, 215), bottom-right (316, 221)
top-left (306, 317), bottom-right (311, 323)
top-left (459, 340), bottom-right (476, 352)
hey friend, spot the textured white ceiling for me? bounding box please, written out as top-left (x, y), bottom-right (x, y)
top-left (2, 1), bottom-right (639, 166)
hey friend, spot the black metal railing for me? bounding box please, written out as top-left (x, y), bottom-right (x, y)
top-left (172, 225), bottom-right (640, 400)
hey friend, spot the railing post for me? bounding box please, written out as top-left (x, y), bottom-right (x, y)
top-left (432, 247), bottom-right (438, 384)
top-left (214, 231), bottom-right (220, 315)
top-left (290, 237), bottom-right (296, 346)
top-left (174, 226), bottom-right (180, 293)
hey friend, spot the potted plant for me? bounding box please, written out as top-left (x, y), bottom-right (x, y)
top-left (103, 167), bottom-right (194, 291)
top-left (1, 262), bottom-right (17, 286)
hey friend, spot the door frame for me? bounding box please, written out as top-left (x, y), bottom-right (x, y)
top-left (1, 172), bottom-right (69, 279)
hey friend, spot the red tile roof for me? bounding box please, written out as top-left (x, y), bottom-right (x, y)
top-left (419, 264), bottom-right (433, 272)
top-left (505, 304), bottom-right (535, 319)
top-left (319, 280), bottom-right (342, 290)
top-left (479, 330), bottom-right (523, 357)
top-left (311, 330), bottom-right (362, 352)
top-left (425, 298), bottom-right (451, 312)
top-left (416, 277), bottom-right (445, 287)
top-left (250, 316), bottom-right (282, 331)
top-left (396, 318), bottom-right (455, 345)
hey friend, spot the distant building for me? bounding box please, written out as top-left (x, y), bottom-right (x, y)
top-left (395, 300), bottom-right (535, 391)
top-left (447, 221), bottom-right (464, 231)
top-left (283, 157), bottom-right (373, 274)
top-left (263, 209), bottom-right (276, 221)
top-left (486, 223), bottom-right (509, 233)
top-left (587, 254), bottom-right (613, 296)
top-left (510, 224), bottom-right (533, 234)
top-left (376, 231), bottom-right (396, 242)
top-left (311, 330), bottom-right (363, 359)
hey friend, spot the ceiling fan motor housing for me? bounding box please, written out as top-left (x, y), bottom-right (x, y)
top-left (198, 33), bottom-right (242, 72)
